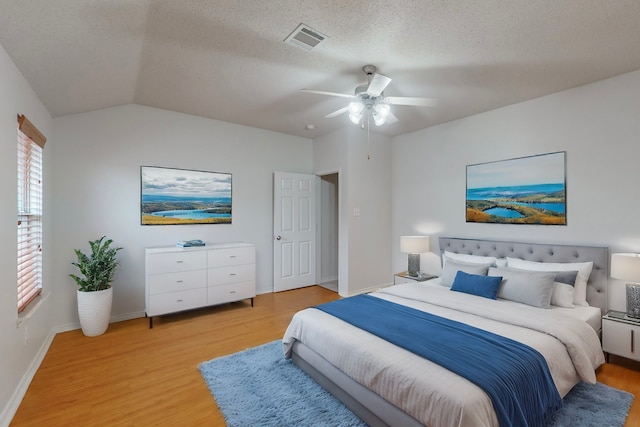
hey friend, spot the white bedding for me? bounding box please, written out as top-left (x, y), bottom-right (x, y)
top-left (283, 282), bottom-right (605, 427)
top-left (428, 277), bottom-right (603, 332)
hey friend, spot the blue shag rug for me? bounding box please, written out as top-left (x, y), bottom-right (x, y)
top-left (199, 340), bottom-right (633, 427)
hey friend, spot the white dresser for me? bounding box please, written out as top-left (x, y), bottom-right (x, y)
top-left (145, 243), bottom-right (255, 328)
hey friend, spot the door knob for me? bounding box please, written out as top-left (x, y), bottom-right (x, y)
top-left (275, 235), bottom-right (282, 240)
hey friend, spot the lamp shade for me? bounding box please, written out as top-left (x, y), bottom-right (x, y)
top-left (611, 253), bottom-right (640, 282)
top-left (400, 236), bottom-right (429, 254)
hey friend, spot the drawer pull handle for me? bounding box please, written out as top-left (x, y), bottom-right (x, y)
top-left (632, 330), bottom-right (635, 353)
top-left (177, 299), bottom-right (183, 302)
top-left (229, 273), bottom-right (236, 276)
top-left (176, 260), bottom-right (184, 263)
top-left (230, 291), bottom-right (236, 294)
top-left (176, 280), bottom-right (183, 283)
top-left (230, 255), bottom-right (237, 258)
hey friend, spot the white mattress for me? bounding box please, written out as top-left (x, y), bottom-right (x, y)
top-left (550, 305), bottom-right (602, 332)
top-left (283, 282), bottom-right (605, 427)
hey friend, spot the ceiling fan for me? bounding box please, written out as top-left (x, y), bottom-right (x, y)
top-left (301, 65), bottom-right (436, 126)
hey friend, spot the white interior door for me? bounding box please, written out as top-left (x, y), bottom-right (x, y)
top-left (273, 172), bottom-right (316, 292)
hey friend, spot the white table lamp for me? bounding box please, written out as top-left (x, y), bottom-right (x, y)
top-left (400, 236), bottom-right (430, 277)
top-left (611, 253), bottom-right (640, 318)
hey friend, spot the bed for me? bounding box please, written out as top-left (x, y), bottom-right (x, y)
top-left (282, 237), bottom-right (608, 427)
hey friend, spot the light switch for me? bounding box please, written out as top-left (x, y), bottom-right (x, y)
top-left (353, 208), bottom-right (361, 217)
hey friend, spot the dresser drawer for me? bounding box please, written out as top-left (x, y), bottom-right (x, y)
top-left (208, 264), bottom-right (255, 286)
top-left (147, 288), bottom-right (207, 316)
top-left (207, 281), bottom-right (255, 304)
top-left (148, 269), bottom-right (207, 295)
top-left (147, 251), bottom-right (207, 274)
top-left (208, 247), bottom-right (255, 268)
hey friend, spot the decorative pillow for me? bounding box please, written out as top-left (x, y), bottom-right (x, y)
top-left (440, 259), bottom-right (493, 287)
top-left (443, 251), bottom-right (498, 268)
top-left (451, 271), bottom-right (503, 300)
top-left (506, 258), bottom-right (593, 306)
top-left (488, 267), bottom-right (556, 309)
top-left (551, 271), bottom-right (579, 308)
top-left (495, 258), bottom-right (508, 268)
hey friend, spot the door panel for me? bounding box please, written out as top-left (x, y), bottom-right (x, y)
top-left (274, 172), bottom-right (317, 292)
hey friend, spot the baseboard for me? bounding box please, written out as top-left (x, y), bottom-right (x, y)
top-left (52, 311), bottom-right (147, 333)
top-left (0, 329), bottom-right (56, 427)
top-left (2, 311), bottom-right (147, 425)
top-left (319, 275), bottom-right (338, 284)
top-left (343, 281), bottom-right (393, 297)
top-left (111, 311), bottom-right (146, 323)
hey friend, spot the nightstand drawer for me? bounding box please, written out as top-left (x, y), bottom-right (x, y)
top-left (603, 317), bottom-right (640, 361)
top-left (394, 272), bottom-right (438, 285)
top-left (394, 275), bottom-right (417, 285)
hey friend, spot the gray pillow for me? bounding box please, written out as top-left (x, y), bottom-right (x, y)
top-left (440, 259), bottom-right (492, 287)
top-left (488, 267), bottom-right (556, 309)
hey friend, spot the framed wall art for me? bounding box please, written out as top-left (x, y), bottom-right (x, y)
top-left (466, 151), bottom-right (566, 225)
top-left (140, 166), bottom-right (232, 225)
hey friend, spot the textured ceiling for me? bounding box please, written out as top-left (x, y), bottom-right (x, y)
top-left (2, 1), bottom-right (640, 138)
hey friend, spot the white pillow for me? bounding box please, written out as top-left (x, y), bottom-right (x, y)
top-left (443, 251), bottom-right (498, 268)
top-left (506, 257), bottom-right (593, 306)
top-left (489, 267), bottom-right (555, 309)
top-left (440, 259), bottom-right (493, 287)
top-left (550, 270), bottom-right (579, 308)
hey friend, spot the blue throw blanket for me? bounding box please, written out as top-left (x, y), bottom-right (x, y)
top-left (316, 295), bottom-right (561, 427)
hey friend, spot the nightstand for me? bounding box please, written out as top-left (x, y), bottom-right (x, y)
top-left (394, 271), bottom-right (437, 285)
top-left (602, 310), bottom-right (640, 362)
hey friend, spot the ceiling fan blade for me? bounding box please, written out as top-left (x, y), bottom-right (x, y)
top-left (300, 89), bottom-right (355, 99)
top-left (385, 96), bottom-right (437, 107)
top-left (366, 73), bottom-right (392, 96)
top-left (386, 111), bottom-right (398, 124)
top-left (324, 106), bottom-right (349, 118)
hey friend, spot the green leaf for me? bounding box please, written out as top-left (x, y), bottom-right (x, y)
top-left (70, 236), bottom-right (122, 292)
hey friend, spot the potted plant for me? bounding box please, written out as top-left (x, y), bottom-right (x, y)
top-left (70, 236), bottom-right (122, 336)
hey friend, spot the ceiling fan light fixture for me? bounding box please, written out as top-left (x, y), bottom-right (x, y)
top-left (348, 101), bottom-right (364, 115)
top-left (349, 111), bottom-right (363, 124)
top-left (373, 103), bottom-right (391, 126)
top-left (374, 103), bottom-right (390, 117)
top-left (373, 112), bottom-right (386, 126)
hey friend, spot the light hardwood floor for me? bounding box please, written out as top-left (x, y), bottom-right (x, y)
top-left (10, 285), bottom-right (640, 426)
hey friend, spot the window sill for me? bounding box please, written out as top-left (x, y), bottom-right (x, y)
top-left (17, 292), bottom-right (50, 328)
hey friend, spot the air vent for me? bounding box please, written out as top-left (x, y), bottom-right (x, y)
top-left (284, 24), bottom-right (327, 51)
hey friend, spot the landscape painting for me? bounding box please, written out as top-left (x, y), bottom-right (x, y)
top-left (141, 166), bottom-right (232, 225)
top-left (466, 152), bottom-right (566, 225)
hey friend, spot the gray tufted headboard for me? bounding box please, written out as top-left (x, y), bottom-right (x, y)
top-left (439, 237), bottom-right (608, 314)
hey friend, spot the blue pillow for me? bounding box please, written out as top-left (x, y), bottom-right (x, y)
top-left (451, 270), bottom-right (503, 300)
top-left (554, 270), bottom-right (578, 286)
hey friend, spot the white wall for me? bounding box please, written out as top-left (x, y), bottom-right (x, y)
top-left (347, 127), bottom-right (392, 293)
top-left (392, 69), bottom-right (640, 311)
top-left (0, 44), bottom-right (54, 425)
top-left (50, 105), bottom-right (313, 328)
top-left (314, 126), bottom-right (392, 296)
top-left (314, 128), bottom-right (350, 295)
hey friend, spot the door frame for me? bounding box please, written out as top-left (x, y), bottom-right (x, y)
top-left (315, 168), bottom-right (342, 295)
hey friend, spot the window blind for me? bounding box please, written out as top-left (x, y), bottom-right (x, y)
top-left (17, 114), bottom-right (46, 313)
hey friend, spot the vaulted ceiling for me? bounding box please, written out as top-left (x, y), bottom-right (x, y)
top-left (2, 1), bottom-right (640, 138)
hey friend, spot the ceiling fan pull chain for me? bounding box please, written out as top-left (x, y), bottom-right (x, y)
top-left (367, 113), bottom-right (371, 160)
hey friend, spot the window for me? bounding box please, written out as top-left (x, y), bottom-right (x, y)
top-left (17, 114), bottom-right (46, 313)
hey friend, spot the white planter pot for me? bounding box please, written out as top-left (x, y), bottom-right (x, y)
top-left (77, 287), bottom-right (113, 336)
